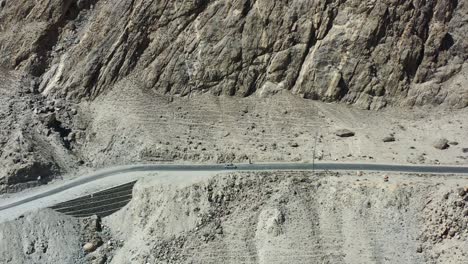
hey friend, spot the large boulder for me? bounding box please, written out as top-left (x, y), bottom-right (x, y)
top-left (335, 129), bottom-right (355, 138)
top-left (383, 135), bottom-right (396, 143)
top-left (433, 138), bottom-right (450, 150)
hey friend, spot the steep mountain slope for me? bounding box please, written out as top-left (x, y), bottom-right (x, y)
top-left (0, 0), bottom-right (467, 108)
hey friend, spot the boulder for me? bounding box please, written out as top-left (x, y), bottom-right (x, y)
top-left (289, 142), bottom-right (299, 147)
top-left (83, 242), bottom-right (96, 253)
top-left (457, 187), bottom-right (466, 197)
top-left (382, 135), bottom-right (395, 142)
top-left (433, 138), bottom-right (449, 150)
top-left (335, 129), bottom-right (355, 138)
top-left (416, 245), bottom-right (423, 253)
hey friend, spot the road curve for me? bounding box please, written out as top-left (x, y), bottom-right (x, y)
top-left (1, 162), bottom-right (468, 212)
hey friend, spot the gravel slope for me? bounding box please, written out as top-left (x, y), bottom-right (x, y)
top-left (1, 171), bottom-right (467, 263)
top-left (104, 171), bottom-right (468, 263)
top-left (0, 209), bottom-right (86, 264)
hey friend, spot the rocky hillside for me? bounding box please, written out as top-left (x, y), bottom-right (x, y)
top-left (105, 172), bottom-right (468, 264)
top-left (0, 0), bottom-right (467, 109)
top-left (1, 171), bottom-right (467, 263)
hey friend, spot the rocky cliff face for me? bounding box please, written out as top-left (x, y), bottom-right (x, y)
top-left (0, 0), bottom-right (467, 109)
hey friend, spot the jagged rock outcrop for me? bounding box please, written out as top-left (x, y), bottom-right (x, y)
top-left (0, 71), bottom-right (79, 193)
top-left (0, 0), bottom-right (466, 109)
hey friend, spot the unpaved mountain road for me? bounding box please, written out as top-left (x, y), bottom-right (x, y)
top-left (1, 162), bottom-right (467, 217)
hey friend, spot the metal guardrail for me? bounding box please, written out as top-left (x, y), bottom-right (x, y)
top-left (49, 180), bottom-right (137, 218)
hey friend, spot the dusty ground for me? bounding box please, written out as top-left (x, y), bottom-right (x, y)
top-left (81, 77), bottom-right (468, 168)
top-left (0, 209), bottom-right (86, 264)
top-left (1, 171), bottom-right (467, 264)
top-left (106, 171), bottom-right (468, 264)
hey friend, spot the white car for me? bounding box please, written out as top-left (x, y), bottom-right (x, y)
top-left (224, 163), bottom-right (237, 169)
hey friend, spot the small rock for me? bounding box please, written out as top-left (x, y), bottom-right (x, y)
top-left (90, 215), bottom-right (102, 231)
top-left (83, 242), bottom-right (96, 253)
top-left (416, 245), bottom-right (423, 253)
top-left (289, 142), bottom-right (299, 147)
top-left (382, 135), bottom-right (395, 142)
top-left (70, 108), bottom-right (78, 115)
top-left (76, 0), bottom-right (87, 9)
top-left (93, 255), bottom-right (107, 264)
top-left (443, 192), bottom-right (449, 199)
top-left (25, 242), bottom-right (35, 255)
top-left (448, 230), bottom-right (456, 237)
top-left (383, 175), bottom-right (389, 182)
top-left (457, 187), bottom-right (466, 197)
top-left (462, 148), bottom-right (468, 153)
top-left (335, 129), bottom-right (355, 137)
top-left (40, 113), bottom-right (58, 128)
top-left (449, 141), bottom-right (458, 146)
top-left (433, 138), bottom-right (449, 150)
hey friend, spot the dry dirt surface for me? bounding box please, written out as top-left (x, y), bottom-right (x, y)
top-left (106, 171), bottom-right (468, 264)
top-left (83, 85), bottom-right (468, 168)
top-left (1, 171), bottom-right (467, 264)
top-left (0, 209), bottom-right (86, 264)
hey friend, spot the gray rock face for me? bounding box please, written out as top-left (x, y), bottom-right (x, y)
top-left (0, 0), bottom-right (467, 108)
